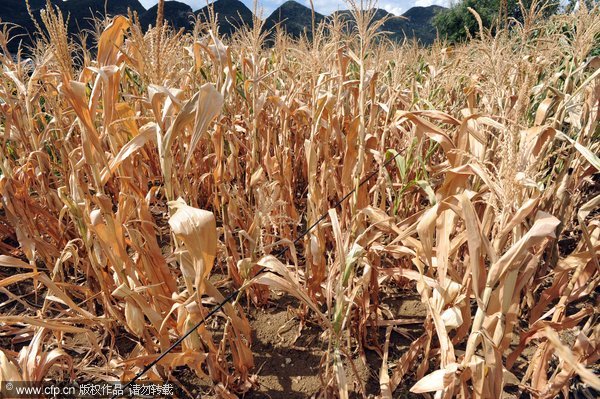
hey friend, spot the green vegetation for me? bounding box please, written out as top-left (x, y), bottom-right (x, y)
top-left (434, 0), bottom-right (560, 42)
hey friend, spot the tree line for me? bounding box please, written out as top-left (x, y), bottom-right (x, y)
top-left (433, 0), bottom-right (599, 42)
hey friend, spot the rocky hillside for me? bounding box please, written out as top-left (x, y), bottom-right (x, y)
top-left (139, 1), bottom-right (194, 31)
top-left (401, 5), bottom-right (446, 44)
top-left (0, 0), bottom-right (445, 54)
top-left (263, 0), bottom-right (325, 39)
top-left (1, 0), bottom-right (145, 53)
top-left (197, 0), bottom-right (254, 36)
top-left (333, 5), bottom-right (445, 45)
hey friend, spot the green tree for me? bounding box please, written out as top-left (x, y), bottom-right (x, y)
top-left (433, 0), bottom-right (560, 43)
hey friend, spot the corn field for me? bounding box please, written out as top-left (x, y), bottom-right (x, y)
top-left (0, 1), bottom-right (599, 398)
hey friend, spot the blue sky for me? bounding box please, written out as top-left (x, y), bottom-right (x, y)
top-left (138, 1), bottom-right (451, 17)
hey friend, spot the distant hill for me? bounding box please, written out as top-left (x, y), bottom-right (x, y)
top-left (0, 0), bottom-right (50, 53)
top-left (263, 0), bottom-right (325, 39)
top-left (197, 0), bottom-right (254, 36)
top-left (264, 2), bottom-right (444, 44)
top-left (0, 1), bottom-right (444, 55)
top-left (1, 0), bottom-right (145, 53)
top-left (70, 0), bottom-right (146, 17)
top-left (403, 5), bottom-right (446, 21)
top-left (139, 1), bottom-right (194, 31)
top-left (332, 5), bottom-right (445, 45)
top-left (401, 5), bottom-right (445, 44)
top-left (331, 8), bottom-right (400, 39)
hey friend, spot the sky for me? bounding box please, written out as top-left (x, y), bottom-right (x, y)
top-left (138, 0), bottom-right (451, 17)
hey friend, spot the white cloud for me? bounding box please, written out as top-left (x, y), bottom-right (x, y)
top-left (302, 0), bottom-right (346, 15)
top-left (381, 3), bottom-right (403, 15)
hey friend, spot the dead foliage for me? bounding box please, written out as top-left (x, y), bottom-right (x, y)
top-left (0, 1), bottom-right (598, 397)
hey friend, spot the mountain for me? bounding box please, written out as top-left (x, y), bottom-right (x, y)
top-left (0, 0), bottom-right (49, 52)
top-left (1, 0), bottom-right (145, 54)
top-left (401, 5), bottom-right (445, 44)
top-left (331, 5), bottom-right (444, 45)
top-left (67, 0), bottom-right (146, 17)
top-left (331, 8), bottom-right (391, 25)
top-left (263, 0), bottom-right (325, 39)
top-left (197, 0), bottom-right (254, 36)
top-left (403, 5), bottom-right (446, 21)
top-left (0, 1), bottom-right (445, 55)
top-left (139, 1), bottom-right (194, 31)
top-left (331, 8), bottom-right (400, 39)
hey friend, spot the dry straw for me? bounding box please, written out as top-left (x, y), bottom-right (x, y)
top-left (0, 0), bottom-right (599, 397)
